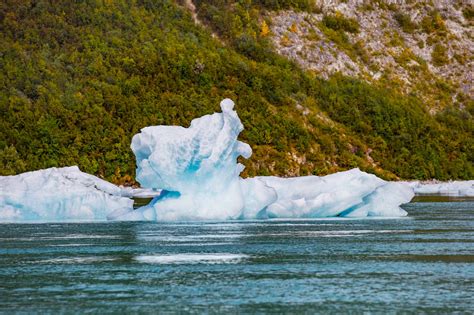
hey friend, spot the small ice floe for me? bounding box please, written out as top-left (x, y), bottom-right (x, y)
top-left (119, 186), bottom-right (162, 198)
top-left (404, 181), bottom-right (474, 197)
top-left (0, 166), bottom-right (133, 223)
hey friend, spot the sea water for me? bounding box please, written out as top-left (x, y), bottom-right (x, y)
top-left (0, 199), bottom-right (473, 313)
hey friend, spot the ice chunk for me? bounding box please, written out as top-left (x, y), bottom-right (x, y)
top-left (119, 186), bottom-right (162, 198)
top-left (239, 177), bottom-right (277, 219)
top-left (251, 169), bottom-right (412, 218)
top-left (342, 182), bottom-right (413, 217)
top-left (0, 166), bottom-right (133, 222)
top-left (1, 100), bottom-right (414, 223)
top-left (119, 99), bottom-right (251, 221)
top-left (405, 181), bottom-right (474, 197)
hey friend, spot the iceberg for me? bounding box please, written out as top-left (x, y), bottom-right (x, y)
top-left (110, 99), bottom-right (252, 221)
top-left (112, 98), bottom-right (413, 221)
top-left (0, 98), bottom-right (414, 223)
top-left (0, 166), bottom-right (133, 222)
top-left (252, 170), bottom-right (411, 218)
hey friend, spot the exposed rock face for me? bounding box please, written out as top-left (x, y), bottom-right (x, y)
top-left (270, 0), bottom-right (473, 110)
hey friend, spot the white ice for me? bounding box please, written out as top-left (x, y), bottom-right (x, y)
top-left (119, 186), bottom-right (161, 198)
top-left (405, 181), bottom-right (474, 197)
top-left (251, 170), bottom-right (411, 218)
top-left (113, 98), bottom-right (413, 221)
top-left (110, 99), bottom-right (252, 221)
top-left (0, 166), bottom-right (133, 222)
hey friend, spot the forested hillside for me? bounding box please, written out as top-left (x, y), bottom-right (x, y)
top-left (1, 0), bottom-right (472, 183)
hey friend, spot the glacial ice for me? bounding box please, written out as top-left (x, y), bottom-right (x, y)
top-left (252, 170), bottom-right (411, 218)
top-left (119, 186), bottom-right (161, 198)
top-left (0, 166), bottom-right (133, 222)
top-left (112, 98), bottom-right (413, 221)
top-left (111, 99), bottom-right (252, 221)
top-left (405, 181), bottom-right (474, 197)
top-left (0, 98), bottom-right (415, 223)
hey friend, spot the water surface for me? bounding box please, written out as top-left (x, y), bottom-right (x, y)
top-left (1, 200), bottom-right (473, 313)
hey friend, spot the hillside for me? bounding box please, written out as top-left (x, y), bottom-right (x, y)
top-left (269, 0), bottom-right (473, 112)
top-left (0, 0), bottom-right (473, 183)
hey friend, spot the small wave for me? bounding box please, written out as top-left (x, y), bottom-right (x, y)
top-left (43, 234), bottom-right (119, 240)
top-left (38, 256), bottom-right (116, 264)
top-left (48, 243), bottom-right (96, 247)
top-left (0, 234), bottom-right (120, 241)
top-left (138, 234), bottom-right (244, 242)
top-left (134, 253), bottom-right (248, 264)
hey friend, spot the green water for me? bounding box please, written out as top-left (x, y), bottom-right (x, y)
top-left (0, 200), bottom-right (473, 313)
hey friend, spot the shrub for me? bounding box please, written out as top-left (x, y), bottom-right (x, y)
top-left (393, 12), bottom-right (417, 33)
top-left (421, 10), bottom-right (447, 35)
top-left (462, 6), bottom-right (474, 21)
top-left (322, 12), bottom-right (360, 34)
top-left (431, 44), bottom-right (449, 66)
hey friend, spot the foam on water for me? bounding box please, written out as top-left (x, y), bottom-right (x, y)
top-left (134, 253), bottom-right (248, 264)
top-left (38, 256), bottom-right (116, 264)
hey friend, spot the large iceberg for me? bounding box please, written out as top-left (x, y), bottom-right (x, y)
top-left (0, 166), bottom-right (133, 222)
top-left (111, 99), bottom-right (413, 221)
top-left (109, 99), bottom-right (252, 221)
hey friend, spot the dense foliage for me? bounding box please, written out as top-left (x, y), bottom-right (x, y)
top-left (1, 0), bottom-right (472, 182)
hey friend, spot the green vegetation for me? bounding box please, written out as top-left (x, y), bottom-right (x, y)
top-left (251, 0), bottom-right (315, 11)
top-left (393, 12), bottom-right (417, 33)
top-left (463, 6), bottom-right (474, 21)
top-left (431, 43), bottom-right (449, 66)
top-left (321, 12), bottom-right (360, 34)
top-left (421, 10), bottom-right (447, 35)
top-left (0, 0), bottom-right (472, 182)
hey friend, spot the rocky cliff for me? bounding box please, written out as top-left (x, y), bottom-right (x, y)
top-left (270, 0), bottom-right (472, 112)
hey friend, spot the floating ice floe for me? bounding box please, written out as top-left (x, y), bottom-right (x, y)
top-left (0, 166), bottom-right (133, 222)
top-left (110, 99), bottom-right (413, 221)
top-left (252, 172), bottom-right (412, 219)
top-left (405, 181), bottom-right (474, 197)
